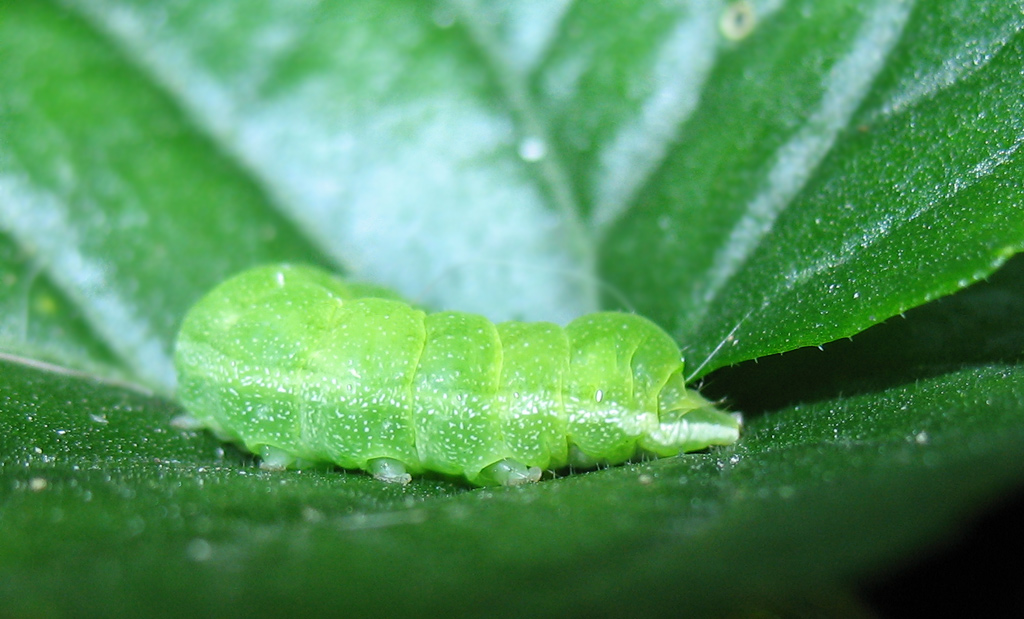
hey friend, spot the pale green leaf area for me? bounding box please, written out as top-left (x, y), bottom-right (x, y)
top-left (2, 0), bottom-right (1023, 615)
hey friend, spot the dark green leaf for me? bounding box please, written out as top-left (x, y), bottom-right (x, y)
top-left (603, 0), bottom-right (1024, 375)
top-left (2, 359), bottom-right (1023, 616)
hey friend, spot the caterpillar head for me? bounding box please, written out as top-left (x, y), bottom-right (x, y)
top-left (640, 373), bottom-right (741, 457)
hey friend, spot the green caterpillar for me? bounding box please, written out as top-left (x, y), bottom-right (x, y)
top-left (173, 264), bottom-right (740, 486)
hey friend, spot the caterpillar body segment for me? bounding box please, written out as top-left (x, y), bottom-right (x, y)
top-left (174, 264), bottom-right (740, 486)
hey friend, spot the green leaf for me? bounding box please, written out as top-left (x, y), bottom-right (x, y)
top-left (603, 0), bottom-right (1024, 374)
top-left (0, 1), bottom-right (330, 391)
top-left (2, 358), bottom-right (1023, 616)
top-left (2, 0), bottom-right (1024, 615)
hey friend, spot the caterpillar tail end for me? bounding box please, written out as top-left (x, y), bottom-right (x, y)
top-left (642, 374), bottom-right (742, 456)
